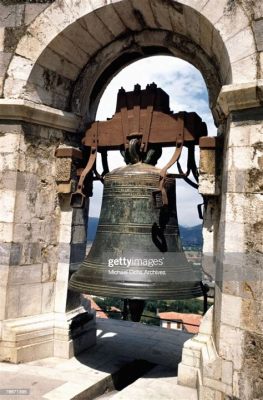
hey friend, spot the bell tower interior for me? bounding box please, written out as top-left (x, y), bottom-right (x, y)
top-left (0, 1), bottom-right (262, 399)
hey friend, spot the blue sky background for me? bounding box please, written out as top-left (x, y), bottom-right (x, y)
top-left (90, 56), bottom-right (217, 227)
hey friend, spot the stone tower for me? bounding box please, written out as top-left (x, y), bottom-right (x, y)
top-left (0, 1), bottom-right (262, 399)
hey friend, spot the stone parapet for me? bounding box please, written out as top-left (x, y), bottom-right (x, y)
top-left (178, 306), bottom-right (232, 399)
top-left (0, 307), bottom-right (96, 363)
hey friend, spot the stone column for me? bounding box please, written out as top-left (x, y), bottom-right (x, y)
top-left (178, 82), bottom-right (263, 399)
top-left (214, 105), bottom-right (263, 400)
top-left (0, 101), bottom-right (96, 363)
top-left (199, 136), bottom-right (221, 289)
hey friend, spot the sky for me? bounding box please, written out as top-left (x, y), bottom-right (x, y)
top-left (89, 56), bottom-right (217, 227)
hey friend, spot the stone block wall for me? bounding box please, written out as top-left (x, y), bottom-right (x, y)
top-left (214, 107), bottom-right (263, 400)
top-left (0, 122), bottom-right (62, 320)
top-left (179, 104), bottom-right (263, 399)
top-left (0, 116), bottom-right (91, 362)
top-left (0, 2), bottom-right (52, 97)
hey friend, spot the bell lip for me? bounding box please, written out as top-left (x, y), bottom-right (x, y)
top-left (68, 281), bottom-right (203, 301)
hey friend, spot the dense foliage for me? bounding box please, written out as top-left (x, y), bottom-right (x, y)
top-left (93, 296), bottom-right (206, 325)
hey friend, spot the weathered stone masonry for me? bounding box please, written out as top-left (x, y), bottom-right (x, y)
top-left (0, 1), bottom-right (262, 399)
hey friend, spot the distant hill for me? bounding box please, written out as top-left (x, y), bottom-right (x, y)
top-left (179, 225), bottom-right (203, 247)
top-left (87, 217), bottom-right (100, 241)
top-left (87, 217), bottom-right (202, 247)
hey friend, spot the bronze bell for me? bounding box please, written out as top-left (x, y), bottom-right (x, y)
top-left (69, 143), bottom-right (202, 302)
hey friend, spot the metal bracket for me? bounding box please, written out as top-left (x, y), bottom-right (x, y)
top-left (153, 113), bottom-right (185, 208)
top-left (70, 123), bottom-right (98, 208)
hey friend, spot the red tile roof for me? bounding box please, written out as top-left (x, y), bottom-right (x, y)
top-left (158, 312), bottom-right (202, 333)
top-left (84, 295), bottom-right (108, 319)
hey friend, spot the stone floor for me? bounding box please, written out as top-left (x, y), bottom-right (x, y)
top-left (0, 318), bottom-right (197, 400)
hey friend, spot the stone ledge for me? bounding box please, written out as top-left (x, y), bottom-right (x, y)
top-left (0, 319), bottom-right (194, 400)
top-left (0, 307), bottom-right (96, 363)
top-left (217, 80), bottom-right (263, 116)
top-left (0, 99), bottom-right (80, 132)
top-left (177, 306), bottom-right (233, 399)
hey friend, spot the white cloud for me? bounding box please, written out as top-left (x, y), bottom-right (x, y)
top-left (96, 55), bottom-right (217, 135)
top-left (89, 56), bottom-right (215, 226)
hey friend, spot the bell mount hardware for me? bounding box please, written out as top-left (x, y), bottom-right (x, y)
top-left (67, 83), bottom-right (211, 321)
top-left (70, 83), bottom-right (208, 208)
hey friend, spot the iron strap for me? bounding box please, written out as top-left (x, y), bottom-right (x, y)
top-left (158, 112), bottom-right (185, 205)
top-left (70, 122), bottom-right (98, 207)
top-left (77, 121), bottom-right (98, 191)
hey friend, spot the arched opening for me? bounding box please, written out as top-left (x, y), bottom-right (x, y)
top-left (89, 55), bottom-right (216, 226)
top-left (6, 0), bottom-right (234, 126)
top-left (86, 54), bottom-right (216, 322)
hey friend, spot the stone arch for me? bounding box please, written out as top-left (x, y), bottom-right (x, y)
top-left (72, 29), bottom-right (222, 122)
top-left (3, 0), bottom-right (257, 123)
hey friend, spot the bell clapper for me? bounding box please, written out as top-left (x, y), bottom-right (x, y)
top-left (121, 299), bottom-right (145, 322)
top-left (122, 299), bottom-right (129, 321)
top-left (121, 299), bottom-right (146, 322)
top-left (128, 299), bottom-right (146, 322)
